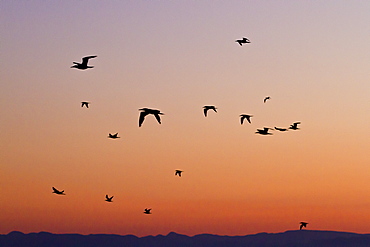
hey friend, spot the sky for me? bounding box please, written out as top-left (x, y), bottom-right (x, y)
top-left (1, 0), bottom-right (370, 237)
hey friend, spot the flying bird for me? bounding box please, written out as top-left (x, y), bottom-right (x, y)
top-left (235, 37), bottom-right (251, 46)
top-left (175, 170), bottom-right (183, 177)
top-left (52, 187), bottom-right (65, 195)
top-left (105, 195), bottom-right (114, 202)
top-left (289, 122), bottom-right (301, 130)
top-left (138, 108), bottom-right (164, 127)
top-left (71, 55), bottom-right (97, 70)
top-left (300, 222), bottom-right (308, 230)
top-left (274, 127), bottom-right (288, 132)
top-left (255, 127), bottom-right (273, 135)
top-left (81, 102), bottom-right (90, 108)
top-left (144, 208), bottom-right (152, 214)
top-left (108, 133), bottom-right (120, 139)
top-left (240, 114), bottom-right (253, 124)
top-left (263, 96), bottom-right (270, 103)
top-left (203, 106), bottom-right (217, 117)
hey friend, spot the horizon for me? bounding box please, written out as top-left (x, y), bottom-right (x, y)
top-left (1, 0), bottom-right (369, 238)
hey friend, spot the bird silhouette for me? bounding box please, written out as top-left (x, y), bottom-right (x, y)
top-left (105, 195), bottom-right (114, 202)
top-left (240, 114), bottom-right (253, 124)
top-left (81, 102), bottom-right (90, 108)
top-left (203, 106), bottom-right (217, 117)
top-left (263, 96), bottom-right (270, 103)
top-left (255, 127), bottom-right (273, 135)
top-left (52, 187), bottom-right (65, 195)
top-left (144, 208), bottom-right (152, 214)
top-left (71, 55), bottom-right (97, 70)
top-left (300, 222), bottom-right (308, 230)
top-left (289, 122), bottom-right (301, 130)
top-left (274, 127), bottom-right (288, 132)
top-left (175, 170), bottom-right (183, 177)
top-left (108, 133), bottom-right (120, 139)
top-left (138, 108), bottom-right (164, 127)
top-left (235, 37), bottom-right (251, 46)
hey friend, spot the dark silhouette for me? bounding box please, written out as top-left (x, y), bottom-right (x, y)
top-left (71, 56), bottom-right (97, 70)
top-left (263, 96), bottom-right (270, 103)
top-left (289, 122), bottom-right (301, 130)
top-left (52, 187), bottom-right (65, 195)
top-left (105, 195), bottom-right (113, 202)
top-left (235, 37), bottom-right (251, 46)
top-left (175, 170), bottom-right (183, 177)
top-left (4, 230), bottom-right (370, 247)
top-left (300, 222), bottom-right (308, 230)
top-left (274, 127), bottom-right (288, 132)
top-left (81, 102), bottom-right (90, 108)
top-left (240, 114), bottom-right (253, 124)
top-left (138, 108), bottom-right (164, 127)
top-left (255, 127), bottom-right (273, 135)
top-left (108, 133), bottom-right (120, 139)
top-left (144, 208), bottom-right (152, 214)
top-left (203, 106), bottom-right (217, 117)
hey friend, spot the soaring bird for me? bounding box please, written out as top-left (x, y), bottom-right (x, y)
top-left (203, 106), bottom-right (217, 117)
top-left (108, 133), bottom-right (120, 139)
top-left (255, 127), bottom-right (273, 135)
top-left (52, 187), bottom-right (65, 195)
top-left (235, 37), bottom-right (251, 46)
top-left (240, 114), bottom-right (253, 124)
top-left (263, 96), bottom-right (270, 103)
top-left (138, 108), bottom-right (164, 127)
top-left (289, 122), bottom-right (301, 130)
top-left (300, 222), bottom-right (308, 230)
top-left (144, 208), bottom-right (152, 214)
top-left (274, 127), bottom-right (288, 132)
top-left (81, 102), bottom-right (90, 108)
top-left (105, 195), bottom-right (114, 202)
top-left (175, 170), bottom-right (183, 177)
top-left (71, 55), bottom-right (97, 70)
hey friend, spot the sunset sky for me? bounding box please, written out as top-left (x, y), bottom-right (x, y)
top-left (1, 0), bottom-right (370, 237)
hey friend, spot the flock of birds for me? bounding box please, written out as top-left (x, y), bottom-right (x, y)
top-left (53, 38), bottom-right (307, 229)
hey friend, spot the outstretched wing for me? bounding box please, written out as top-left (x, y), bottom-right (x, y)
top-left (139, 111), bottom-right (147, 127)
top-left (154, 113), bottom-right (162, 124)
top-left (203, 108), bottom-right (208, 117)
top-left (52, 187), bottom-right (60, 193)
top-left (246, 116), bottom-right (251, 124)
top-left (81, 56), bottom-right (97, 65)
top-left (240, 116), bottom-right (245, 125)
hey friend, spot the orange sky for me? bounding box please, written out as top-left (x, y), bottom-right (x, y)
top-left (1, 0), bottom-right (370, 236)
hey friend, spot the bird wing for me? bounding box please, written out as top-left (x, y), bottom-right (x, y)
top-left (246, 116), bottom-right (251, 124)
top-left (300, 224), bottom-right (303, 230)
top-left (203, 108), bottom-right (208, 117)
top-left (52, 187), bottom-right (60, 193)
top-left (154, 113), bottom-right (162, 124)
top-left (213, 108), bottom-right (217, 113)
top-left (240, 116), bottom-right (245, 125)
top-left (106, 195), bottom-right (109, 200)
top-left (82, 56), bottom-right (97, 65)
top-left (139, 111), bottom-right (147, 127)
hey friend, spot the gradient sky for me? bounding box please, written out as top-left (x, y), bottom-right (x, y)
top-left (1, 0), bottom-right (370, 237)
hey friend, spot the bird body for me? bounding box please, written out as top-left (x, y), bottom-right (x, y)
top-left (105, 195), bottom-right (114, 202)
top-left (255, 127), bottom-right (273, 135)
top-left (81, 102), bottom-right (90, 108)
top-left (240, 114), bottom-right (253, 124)
top-left (203, 106), bottom-right (217, 117)
top-left (300, 222), bottom-right (308, 230)
top-left (71, 56), bottom-right (97, 70)
top-left (144, 208), bottom-right (152, 214)
top-left (175, 170), bottom-right (183, 177)
top-left (274, 127), bottom-right (288, 132)
top-left (138, 108), bottom-right (164, 127)
top-left (52, 187), bottom-right (65, 195)
top-left (236, 37), bottom-right (251, 46)
top-left (289, 122), bottom-right (301, 130)
top-left (108, 133), bottom-right (120, 139)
